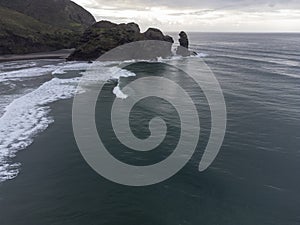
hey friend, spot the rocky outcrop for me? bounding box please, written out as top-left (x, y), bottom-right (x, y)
top-left (0, 0), bottom-right (96, 31)
top-left (178, 31), bottom-right (189, 48)
top-left (144, 28), bottom-right (174, 43)
top-left (67, 21), bottom-right (174, 61)
top-left (176, 31), bottom-right (195, 56)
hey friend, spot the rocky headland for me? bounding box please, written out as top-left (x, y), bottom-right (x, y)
top-left (0, 0), bottom-right (195, 60)
top-left (67, 21), bottom-right (174, 61)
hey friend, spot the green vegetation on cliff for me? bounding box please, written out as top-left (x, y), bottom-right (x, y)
top-left (67, 21), bottom-right (174, 61)
top-left (0, 0), bottom-right (96, 55)
top-left (0, 0), bottom-right (95, 31)
top-left (0, 6), bottom-right (78, 54)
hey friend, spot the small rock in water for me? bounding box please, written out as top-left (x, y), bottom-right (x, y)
top-left (176, 31), bottom-right (193, 56)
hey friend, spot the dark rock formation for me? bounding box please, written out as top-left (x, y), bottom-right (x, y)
top-left (178, 31), bottom-right (189, 48)
top-left (176, 31), bottom-right (195, 56)
top-left (67, 21), bottom-right (174, 61)
top-left (144, 28), bottom-right (173, 43)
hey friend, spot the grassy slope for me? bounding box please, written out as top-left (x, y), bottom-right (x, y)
top-left (0, 6), bottom-right (55, 36)
top-left (0, 0), bottom-right (95, 31)
top-left (0, 6), bottom-right (79, 54)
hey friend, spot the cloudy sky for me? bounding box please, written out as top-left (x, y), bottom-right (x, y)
top-left (73, 0), bottom-right (300, 32)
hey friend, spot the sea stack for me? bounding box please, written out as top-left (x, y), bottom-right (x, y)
top-left (176, 31), bottom-right (193, 56)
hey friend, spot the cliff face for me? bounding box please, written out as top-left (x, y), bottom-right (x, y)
top-left (0, 0), bottom-right (96, 31)
top-left (0, 6), bottom-right (74, 54)
top-left (0, 0), bottom-right (96, 55)
top-left (67, 21), bottom-right (174, 61)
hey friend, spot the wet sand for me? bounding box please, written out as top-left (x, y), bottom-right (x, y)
top-left (0, 49), bottom-right (74, 62)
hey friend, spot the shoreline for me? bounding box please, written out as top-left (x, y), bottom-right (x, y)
top-left (0, 49), bottom-right (74, 62)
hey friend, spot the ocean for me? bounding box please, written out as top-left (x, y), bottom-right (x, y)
top-left (0, 33), bottom-right (299, 225)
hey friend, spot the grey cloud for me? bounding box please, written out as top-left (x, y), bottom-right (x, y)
top-left (168, 9), bottom-right (216, 16)
top-left (84, 0), bottom-right (300, 10)
top-left (74, 0), bottom-right (300, 32)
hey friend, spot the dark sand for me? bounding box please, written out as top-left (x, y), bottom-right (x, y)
top-left (0, 49), bottom-right (74, 62)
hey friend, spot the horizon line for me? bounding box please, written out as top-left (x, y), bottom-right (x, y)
top-left (165, 31), bottom-right (300, 33)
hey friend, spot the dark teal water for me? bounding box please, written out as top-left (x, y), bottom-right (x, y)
top-left (0, 33), bottom-right (300, 225)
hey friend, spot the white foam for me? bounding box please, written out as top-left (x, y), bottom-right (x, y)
top-left (0, 61), bottom-right (37, 70)
top-left (0, 77), bottom-right (80, 182)
top-left (52, 62), bottom-right (90, 75)
top-left (80, 64), bottom-right (136, 84)
top-left (110, 67), bottom-right (136, 79)
top-left (193, 52), bottom-right (208, 58)
top-left (0, 66), bottom-right (57, 82)
top-left (0, 61), bottom-right (95, 82)
top-left (113, 85), bottom-right (128, 99)
top-left (0, 61), bottom-right (138, 182)
top-left (156, 52), bottom-right (207, 63)
top-left (80, 64), bottom-right (136, 99)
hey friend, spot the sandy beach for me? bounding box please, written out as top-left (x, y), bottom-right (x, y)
top-left (0, 49), bottom-right (74, 62)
